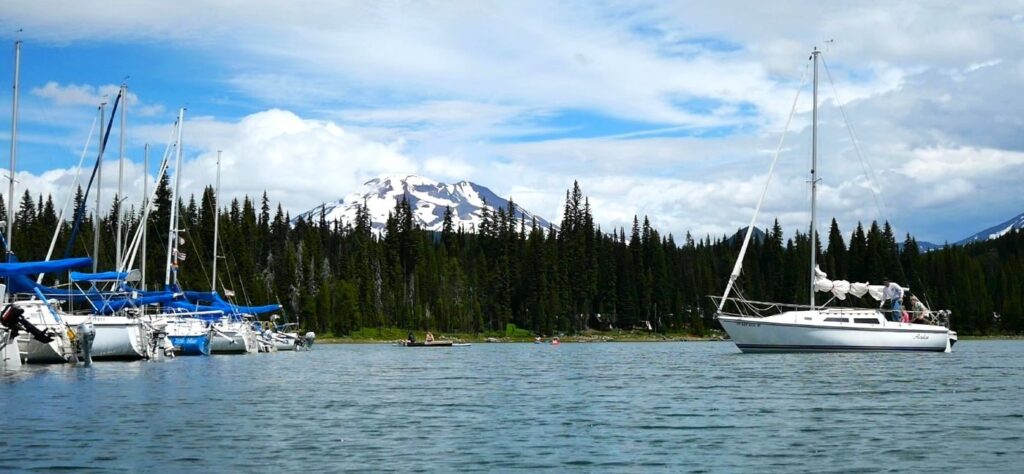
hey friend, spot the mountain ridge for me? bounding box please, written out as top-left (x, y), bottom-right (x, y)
top-left (294, 174), bottom-right (554, 233)
top-left (954, 211), bottom-right (1024, 245)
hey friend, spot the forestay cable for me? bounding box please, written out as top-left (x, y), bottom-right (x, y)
top-left (717, 63), bottom-right (810, 312)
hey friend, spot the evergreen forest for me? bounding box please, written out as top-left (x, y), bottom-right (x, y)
top-left (5, 179), bottom-right (1022, 337)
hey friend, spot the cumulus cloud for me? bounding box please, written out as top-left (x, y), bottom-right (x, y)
top-left (3, 110), bottom-right (417, 224)
top-left (3, 1), bottom-right (1023, 243)
top-left (30, 81), bottom-right (163, 116)
top-left (178, 109), bottom-right (417, 212)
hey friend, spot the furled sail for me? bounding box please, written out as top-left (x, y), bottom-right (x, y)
top-left (813, 266), bottom-right (885, 301)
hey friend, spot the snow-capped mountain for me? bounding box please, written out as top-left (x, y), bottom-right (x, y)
top-left (956, 211), bottom-right (1024, 245)
top-left (294, 174), bottom-right (555, 233)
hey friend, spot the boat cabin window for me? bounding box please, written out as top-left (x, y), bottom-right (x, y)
top-left (824, 317), bottom-right (848, 323)
top-left (854, 318), bottom-right (880, 324)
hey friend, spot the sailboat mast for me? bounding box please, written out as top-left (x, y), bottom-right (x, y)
top-left (116, 83), bottom-right (127, 270)
top-left (141, 143), bottom-right (148, 290)
top-left (809, 47), bottom-right (820, 309)
top-left (94, 102), bottom-right (106, 273)
top-left (211, 150), bottom-right (221, 293)
top-left (7, 40), bottom-right (21, 261)
top-left (164, 108), bottom-right (185, 287)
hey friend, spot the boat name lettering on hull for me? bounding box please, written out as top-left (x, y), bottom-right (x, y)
top-left (737, 322), bottom-right (760, 327)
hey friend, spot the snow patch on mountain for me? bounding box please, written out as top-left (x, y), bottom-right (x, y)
top-left (956, 211), bottom-right (1024, 245)
top-left (294, 174), bottom-right (555, 234)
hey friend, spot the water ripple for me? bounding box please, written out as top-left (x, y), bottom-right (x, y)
top-left (1, 341), bottom-right (1023, 472)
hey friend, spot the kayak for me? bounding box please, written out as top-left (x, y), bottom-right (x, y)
top-left (402, 341), bottom-right (453, 347)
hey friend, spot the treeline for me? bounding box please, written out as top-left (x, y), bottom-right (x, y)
top-left (4, 180), bottom-right (1022, 336)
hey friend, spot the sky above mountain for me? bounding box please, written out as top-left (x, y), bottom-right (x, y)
top-left (1, 1), bottom-right (1022, 243)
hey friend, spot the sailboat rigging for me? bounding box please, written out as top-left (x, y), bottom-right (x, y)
top-left (713, 47), bottom-right (957, 353)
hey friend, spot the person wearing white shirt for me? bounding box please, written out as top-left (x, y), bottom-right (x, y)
top-left (881, 279), bottom-right (904, 322)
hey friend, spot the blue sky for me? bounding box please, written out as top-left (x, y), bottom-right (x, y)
top-left (1, 1), bottom-right (1022, 243)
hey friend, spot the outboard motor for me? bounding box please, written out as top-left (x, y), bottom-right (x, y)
top-left (148, 320), bottom-right (172, 360)
top-left (76, 321), bottom-right (96, 366)
top-left (304, 331), bottom-right (316, 350)
top-left (1, 304), bottom-right (54, 344)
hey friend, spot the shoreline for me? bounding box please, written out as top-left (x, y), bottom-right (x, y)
top-left (315, 331), bottom-right (728, 344)
top-left (314, 332), bottom-right (1023, 344)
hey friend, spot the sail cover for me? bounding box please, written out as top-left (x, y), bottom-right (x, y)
top-left (0, 257), bottom-right (92, 277)
top-left (181, 290), bottom-right (282, 316)
top-left (813, 266), bottom-right (886, 301)
top-left (71, 270), bottom-right (129, 282)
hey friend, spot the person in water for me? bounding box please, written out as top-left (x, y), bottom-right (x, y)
top-left (881, 279), bottom-right (904, 322)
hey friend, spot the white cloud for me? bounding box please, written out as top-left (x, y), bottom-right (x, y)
top-left (177, 109), bottom-right (417, 212)
top-left (30, 81), bottom-right (161, 116)
top-left (3, 110), bottom-right (417, 227)
top-left (3, 1), bottom-right (1023, 244)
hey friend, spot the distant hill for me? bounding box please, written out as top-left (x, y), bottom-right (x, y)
top-left (726, 226), bottom-right (767, 245)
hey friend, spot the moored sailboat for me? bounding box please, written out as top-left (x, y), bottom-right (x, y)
top-left (713, 48), bottom-right (956, 353)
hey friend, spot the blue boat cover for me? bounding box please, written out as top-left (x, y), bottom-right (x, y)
top-left (180, 291), bottom-right (282, 316)
top-left (0, 257), bottom-right (92, 277)
top-left (70, 270), bottom-right (129, 282)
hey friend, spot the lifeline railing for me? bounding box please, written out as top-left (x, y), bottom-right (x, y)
top-left (709, 295), bottom-right (952, 328)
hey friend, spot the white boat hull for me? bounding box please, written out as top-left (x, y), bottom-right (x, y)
top-left (1, 328), bottom-right (22, 369)
top-left (719, 310), bottom-right (955, 353)
top-left (15, 301), bottom-right (76, 364)
top-left (62, 315), bottom-right (148, 360)
top-left (210, 322), bottom-right (256, 354)
top-left (274, 332), bottom-right (298, 351)
top-left (17, 333), bottom-right (73, 363)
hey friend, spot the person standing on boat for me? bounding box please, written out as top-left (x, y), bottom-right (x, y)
top-left (881, 279), bottom-right (904, 322)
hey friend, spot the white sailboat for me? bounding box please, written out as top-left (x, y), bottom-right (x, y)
top-left (271, 321), bottom-right (301, 351)
top-left (1, 40), bottom-right (22, 370)
top-left (60, 314), bottom-right (147, 359)
top-left (714, 48), bottom-right (957, 353)
top-left (205, 151), bottom-right (257, 355)
top-left (13, 299), bottom-right (79, 363)
top-left (3, 41), bottom-right (77, 364)
top-left (210, 317), bottom-right (257, 354)
top-left (31, 85), bottom-right (152, 361)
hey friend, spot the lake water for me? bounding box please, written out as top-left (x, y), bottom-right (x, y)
top-left (2, 341), bottom-right (1022, 472)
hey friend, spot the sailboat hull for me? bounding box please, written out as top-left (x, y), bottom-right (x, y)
top-left (210, 327), bottom-right (255, 354)
top-left (62, 315), bottom-right (148, 360)
top-left (170, 335), bottom-right (211, 355)
top-left (719, 312), bottom-right (954, 353)
top-left (17, 336), bottom-right (73, 363)
top-left (14, 301), bottom-right (76, 364)
top-left (1, 328), bottom-right (21, 369)
top-left (165, 318), bottom-right (212, 356)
